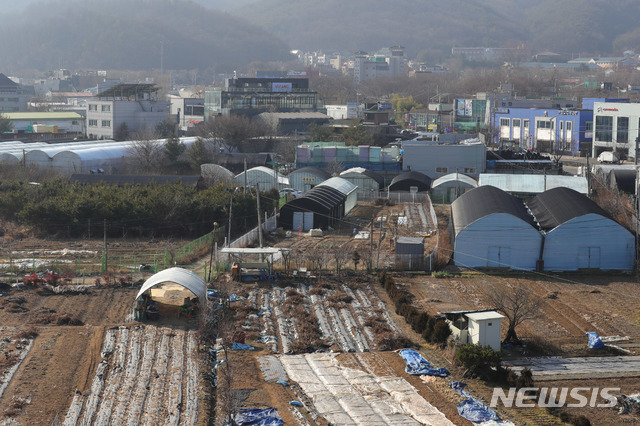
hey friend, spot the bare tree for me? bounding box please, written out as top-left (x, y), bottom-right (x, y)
top-left (198, 115), bottom-right (271, 153)
top-left (126, 128), bottom-right (163, 173)
top-left (328, 243), bottom-right (350, 277)
top-left (486, 284), bottom-right (540, 344)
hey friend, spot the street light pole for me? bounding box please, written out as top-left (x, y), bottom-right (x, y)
top-left (208, 221), bottom-right (218, 282)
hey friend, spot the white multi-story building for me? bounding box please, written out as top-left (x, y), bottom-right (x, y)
top-left (0, 73), bottom-right (29, 113)
top-left (592, 102), bottom-right (640, 160)
top-left (353, 46), bottom-right (405, 85)
top-left (86, 83), bottom-right (169, 139)
top-left (169, 95), bottom-right (204, 133)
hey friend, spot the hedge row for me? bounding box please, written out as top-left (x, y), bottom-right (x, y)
top-left (0, 179), bottom-right (277, 239)
top-left (379, 271), bottom-right (451, 346)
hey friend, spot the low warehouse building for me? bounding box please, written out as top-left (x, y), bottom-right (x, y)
top-left (526, 187), bottom-right (634, 271)
top-left (451, 185), bottom-right (542, 270)
top-left (287, 166), bottom-right (331, 193)
top-left (430, 173), bottom-right (477, 204)
top-left (279, 177), bottom-right (357, 230)
top-left (388, 171), bottom-right (431, 192)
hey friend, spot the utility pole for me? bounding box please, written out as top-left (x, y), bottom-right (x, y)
top-left (243, 158), bottom-right (247, 199)
top-left (256, 183), bottom-right (263, 248)
top-left (369, 216), bottom-right (374, 272)
top-left (208, 222), bottom-right (218, 282)
top-left (103, 219), bottom-right (108, 274)
top-left (227, 194), bottom-right (233, 247)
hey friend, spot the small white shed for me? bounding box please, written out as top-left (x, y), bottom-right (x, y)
top-left (465, 311), bottom-right (504, 351)
top-left (445, 309), bottom-right (504, 351)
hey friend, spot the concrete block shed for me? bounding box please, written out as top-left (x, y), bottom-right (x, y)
top-left (465, 311), bottom-right (504, 351)
top-left (444, 310), bottom-right (504, 351)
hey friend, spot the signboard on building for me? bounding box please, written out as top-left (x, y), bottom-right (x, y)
top-left (347, 102), bottom-right (358, 118)
top-left (457, 99), bottom-right (466, 117)
top-left (272, 82), bottom-right (292, 92)
top-left (465, 100), bottom-right (473, 117)
top-left (378, 102), bottom-right (392, 110)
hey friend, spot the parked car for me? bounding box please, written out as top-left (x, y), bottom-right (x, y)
top-left (279, 188), bottom-right (301, 198)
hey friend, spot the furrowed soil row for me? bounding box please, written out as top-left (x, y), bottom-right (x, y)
top-left (259, 291), bottom-right (278, 353)
top-left (142, 328), bottom-right (172, 424)
top-left (0, 327), bottom-right (34, 401)
top-left (124, 326), bottom-right (158, 425)
top-left (271, 287), bottom-right (294, 354)
top-left (249, 282), bottom-right (403, 354)
top-left (63, 325), bottom-right (200, 425)
top-left (165, 331), bottom-right (185, 425)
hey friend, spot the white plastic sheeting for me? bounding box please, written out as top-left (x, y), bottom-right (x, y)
top-left (234, 166), bottom-right (290, 191)
top-left (135, 267), bottom-right (207, 302)
top-left (281, 353), bottom-right (454, 426)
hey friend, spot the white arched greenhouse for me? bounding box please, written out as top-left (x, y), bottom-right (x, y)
top-left (451, 185), bottom-right (542, 270)
top-left (201, 164), bottom-right (235, 186)
top-left (526, 187), bottom-right (634, 271)
top-left (339, 167), bottom-right (384, 198)
top-left (287, 167), bottom-right (331, 193)
top-left (234, 166), bottom-right (289, 191)
top-left (20, 137), bottom-right (198, 175)
top-left (430, 173), bottom-right (477, 204)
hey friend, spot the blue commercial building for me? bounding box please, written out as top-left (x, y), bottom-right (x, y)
top-left (494, 107), bottom-right (592, 156)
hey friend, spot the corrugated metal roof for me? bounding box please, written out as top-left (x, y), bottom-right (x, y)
top-left (451, 185), bottom-right (536, 235)
top-left (478, 174), bottom-right (588, 194)
top-left (4, 112), bottom-right (83, 120)
top-left (431, 173), bottom-right (478, 189)
top-left (465, 311), bottom-right (504, 321)
top-left (396, 237), bottom-right (424, 244)
top-left (526, 187), bottom-right (611, 231)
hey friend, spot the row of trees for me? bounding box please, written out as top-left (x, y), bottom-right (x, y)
top-left (0, 179), bottom-right (277, 239)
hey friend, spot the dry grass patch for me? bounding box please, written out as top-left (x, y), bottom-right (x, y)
top-left (2, 396), bottom-right (30, 418)
top-left (32, 312), bottom-right (83, 326)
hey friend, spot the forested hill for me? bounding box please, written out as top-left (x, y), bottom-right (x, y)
top-left (0, 0), bottom-right (291, 72)
top-left (234, 0), bottom-right (640, 56)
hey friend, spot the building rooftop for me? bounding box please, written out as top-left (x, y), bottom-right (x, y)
top-left (4, 112), bottom-right (83, 120)
top-left (465, 311), bottom-right (504, 321)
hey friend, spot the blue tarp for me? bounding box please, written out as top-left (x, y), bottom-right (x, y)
top-left (451, 381), bottom-right (500, 423)
top-left (232, 342), bottom-right (255, 350)
top-left (587, 331), bottom-right (604, 349)
top-left (399, 349), bottom-right (450, 377)
top-left (235, 408), bottom-right (284, 426)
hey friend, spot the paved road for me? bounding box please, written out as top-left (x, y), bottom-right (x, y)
top-left (505, 356), bottom-right (640, 380)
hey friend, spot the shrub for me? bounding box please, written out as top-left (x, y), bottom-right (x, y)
top-left (432, 320), bottom-right (452, 346)
top-left (14, 327), bottom-right (39, 339)
top-left (515, 367), bottom-right (534, 389)
top-left (412, 312), bottom-right (430, 334)
top-left (571, 415), bottom-right (591, 426)
top-left (455, 344), bottom-right (502, 378)
top-left (423, 317), bottom-right (437, 341)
